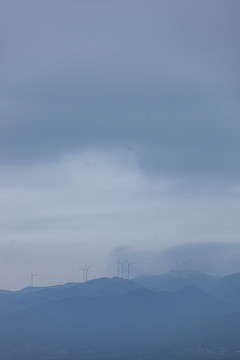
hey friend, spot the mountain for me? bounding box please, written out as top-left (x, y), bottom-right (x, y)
top-left (134, 270), bottom-right (219, 293)
top-left (0, 280), bottom-right (234, 359)
top-left (134, 271), bottom-right (240, 305)
top-left (0, 273), bottom-right (239, 359)
top-left (0, 277), bottom-right (141, 314)
top-left (214, 273), bottom-right (240, 304)
top-left (170, 309), bottom-right (240, 359)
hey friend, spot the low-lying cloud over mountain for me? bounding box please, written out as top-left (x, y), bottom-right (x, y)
top-left (110, 242), bottom-right (240, 276)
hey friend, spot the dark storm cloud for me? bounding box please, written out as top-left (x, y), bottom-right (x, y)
top-left (1, 0), bottom-right (240, 177)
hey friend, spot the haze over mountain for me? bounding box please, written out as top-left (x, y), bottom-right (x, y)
top-left (110, 242), bottom-right (240, 276)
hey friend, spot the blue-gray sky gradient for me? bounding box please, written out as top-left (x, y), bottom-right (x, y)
top-left (1, 1), bottom-right (240, 288)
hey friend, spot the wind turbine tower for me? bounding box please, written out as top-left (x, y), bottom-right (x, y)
top-left (119, 261), bottom-right (124, 278)
top-left (30, 272), bottom-right (37, 287)
top-left (79, 267), bottom-right (85, 282)
top-left (79, 265), bottom-right (91, 282)
top-left (126, 260), bottom-right (134, 280)
top-left (85, 265), bottom-right (91, 282)
top-left (116, 258), bottom-right (121, 277)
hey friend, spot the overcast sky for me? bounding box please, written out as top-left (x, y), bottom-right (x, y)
top-left (1, 0), bottom-right (240, 289)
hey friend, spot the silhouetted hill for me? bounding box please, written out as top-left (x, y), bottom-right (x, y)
top-left (134, 270), bottom-right (219, 293)
top-left (134, 271), bottom-right (240, 305)
top-left (0, 277), bottom-right (141, 314)
top-left (214, 273), bottom-right (240, 304)
top-left (0, 273), bottom-right (239, 359)
top-left (0, 281), bottom-right (234, 359)
top-left (169, 309), bottom-right (240, 359)
top-left (196, 310), bottom-right (240, 351)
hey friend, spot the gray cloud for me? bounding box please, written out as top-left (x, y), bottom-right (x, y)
top-left (110, 242), bottom-right (240, 276)
top-left (1, 0), bottom-right (240, 178)
top-left (0, 151), bottom-right (239, 288)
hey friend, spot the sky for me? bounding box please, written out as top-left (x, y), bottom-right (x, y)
top-left (1, 0), bottom-right (240, 289)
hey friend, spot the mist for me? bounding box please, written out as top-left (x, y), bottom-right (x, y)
top-left (1, 1), bottom-right (240, 358)
top-left (110, 242), bottom-right (240, 277)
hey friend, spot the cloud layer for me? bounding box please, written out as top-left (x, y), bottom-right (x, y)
top-left (1, 1), bottom-right (240, 288)
top-left (110, 242), bottom-right (240, 276)
top-left (1, 1), bottom-right (240, 177)
top-left (0, 151), bottom-right (239, 288)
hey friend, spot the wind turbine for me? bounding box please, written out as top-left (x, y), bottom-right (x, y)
top-left (30, 271), bottom-right (37, 287)
top-left (116, 258), bottom-right (121, 277)
top-left (79, 267), bottom-right (86, 282)
top-left (85, 265), bottom-right (91, 282)
top-left (126, 260), bottom-right (134, 280)
top-left (119, 261), bottom-right (124, 278)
